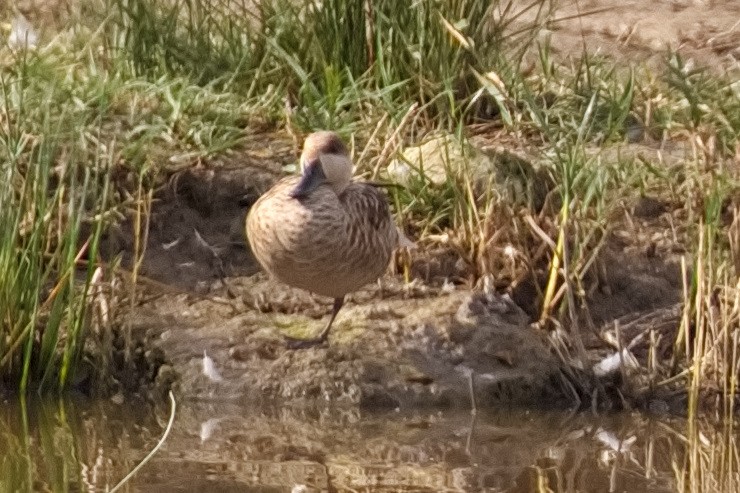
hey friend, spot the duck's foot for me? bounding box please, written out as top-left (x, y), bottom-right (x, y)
top-left (283, 334), bottom-right (329, 350)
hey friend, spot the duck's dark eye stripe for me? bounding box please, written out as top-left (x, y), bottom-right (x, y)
top-left (323, 138), bottom-right (348, 156)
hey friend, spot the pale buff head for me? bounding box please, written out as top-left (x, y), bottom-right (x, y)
top-left (290, 131), bottom-right (353, 199)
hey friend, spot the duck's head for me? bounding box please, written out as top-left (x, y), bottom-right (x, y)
top-left (290, 131), bottom-right (352, 199)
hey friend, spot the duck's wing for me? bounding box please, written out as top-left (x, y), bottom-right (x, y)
top-left (340, 183), bottom-right (396, 233)
top-left (348, 182), bottom-right (415, 249)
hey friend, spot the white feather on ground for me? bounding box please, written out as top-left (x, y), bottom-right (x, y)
top-left (202, 350), bottom-right (223, 382)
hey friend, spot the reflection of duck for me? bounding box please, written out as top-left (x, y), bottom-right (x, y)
top-left (246, 131), bottom-right (399, 348)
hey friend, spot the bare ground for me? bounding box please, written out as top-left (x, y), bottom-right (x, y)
top-left (539, 0), bottom-right (740, 72)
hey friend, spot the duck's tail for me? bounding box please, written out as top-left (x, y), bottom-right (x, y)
top-left (396, 226), bottom-right (417, 250)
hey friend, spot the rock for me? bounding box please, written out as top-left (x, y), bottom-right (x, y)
top-left (387, 134), bottom-right (551, 210)
top-left (388, 134), bottom-right (477, 186)
top-left (8, 14), bottom-right (38, 50)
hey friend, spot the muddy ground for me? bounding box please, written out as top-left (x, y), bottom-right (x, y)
top-left (99, 152), bottom-right (575, 407)
top-left (94, 135), bottom-right (688, 412)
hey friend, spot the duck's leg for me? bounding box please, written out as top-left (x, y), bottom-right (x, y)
top-left (284, 297), bottom-right (345, 349)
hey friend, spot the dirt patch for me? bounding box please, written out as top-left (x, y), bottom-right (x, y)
top-left (101, 135), bottom-right (294, 292)
top-left (506, 0), bottom-right (740, 73)
top-left (101, 167), bottom-right (262, 292)
top-left (587, 244), bottom-right (682, 325)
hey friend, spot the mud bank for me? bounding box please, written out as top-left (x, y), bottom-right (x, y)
top-left (125, 280), bottom-right (569, 409)
top-left (97, 162), bottom-right (687, 412)
top-left (101, 163), bottom-right (573, 409)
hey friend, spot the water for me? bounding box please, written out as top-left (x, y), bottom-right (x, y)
top-left (0, 396), bottom-right (737, 492)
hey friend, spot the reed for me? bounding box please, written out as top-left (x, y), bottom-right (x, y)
top-left (0, 50), bottom-right (111, 392)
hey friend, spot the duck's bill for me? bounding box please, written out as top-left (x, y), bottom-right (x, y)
top-left (290, 159), bottom-right (326, 199)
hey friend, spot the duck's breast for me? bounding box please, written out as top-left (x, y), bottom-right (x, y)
top-left (246, 179), bottom-right (397, 298)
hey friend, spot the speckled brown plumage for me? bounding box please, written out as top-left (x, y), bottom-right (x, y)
top-left (245, 131), bottom-right (398, 347)
top-left (246, 177), bottom-right (396, 298)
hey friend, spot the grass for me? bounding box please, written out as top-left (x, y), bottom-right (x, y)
top-left (1, 0), bottom-right (739, 419)
top-left (674, 418), bottom-right (740, 493)
top-left (0, 48), bottom-right (112, 392)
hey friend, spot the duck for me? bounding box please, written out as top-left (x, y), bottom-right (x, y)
top-left (246, 131), bottom-right (399, 349)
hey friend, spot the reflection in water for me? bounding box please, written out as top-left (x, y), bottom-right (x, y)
top-left (0, 395), bottom-right (162, 492)
top-left (0, 396), bottom-right (738, 492)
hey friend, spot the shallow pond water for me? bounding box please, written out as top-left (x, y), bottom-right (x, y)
top-left (1, 396), bottom-right (737, 492)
